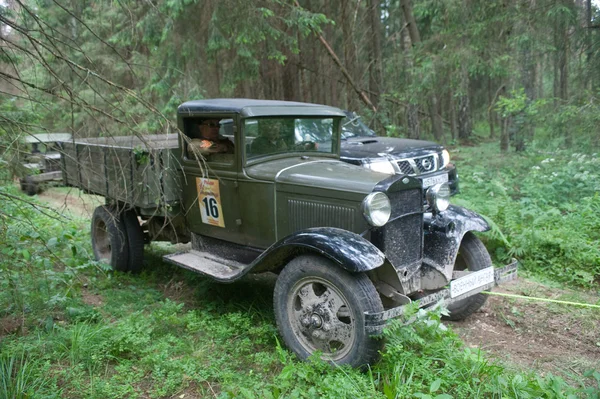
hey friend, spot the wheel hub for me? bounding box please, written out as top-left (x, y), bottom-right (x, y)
top-left (289, 279), bottom-right (356, 359)
top-left (310, 314), bottom-right (323, 328)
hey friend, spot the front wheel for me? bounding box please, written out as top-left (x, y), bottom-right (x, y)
top-left (274, 255), bottom-right (384, 367)
top-left (444, 232), bottom-right (492, 321)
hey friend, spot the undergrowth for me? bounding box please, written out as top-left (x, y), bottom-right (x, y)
top-left (1, 181), bottom-right (599, 398)
top-left (452, 141), bottom-right (600, 287)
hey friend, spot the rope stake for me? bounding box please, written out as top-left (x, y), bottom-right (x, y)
top-left (482, 291), bottom-right (600, 309)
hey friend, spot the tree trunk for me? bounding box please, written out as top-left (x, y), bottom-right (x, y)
top-left (400, 21), bottom-right (420, 138)
top-left (400, 0), bottom-right (443, 141)
top-left (449, 91), bottom-right (457, 140)
top-left (457, 68), bottom-right (472, 141)
top-left (500, 117), bottom-right (510, 153)
top-left (367, 0), bottom-right (382, 111)
top-left (487, 77), bottom-right (495, 138)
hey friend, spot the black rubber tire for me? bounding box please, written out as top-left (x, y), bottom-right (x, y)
top-left (122, 208), bottom-right (144, 273)
top-left (274, 255), bottom-right (384, 367)
top-left (444, 232), bottom-right (492, 321)
top-left (24, 176), bottom-right (38, 196)
top-left (91, 205), bottom-right (129, 272)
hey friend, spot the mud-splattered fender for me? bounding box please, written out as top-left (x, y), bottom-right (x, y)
top-left (250, 227), bottom-right (386, 274)
top-left (422, 205), bottom-right (490, 285)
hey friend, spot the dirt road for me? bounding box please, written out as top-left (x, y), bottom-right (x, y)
top-left (36, 187), bottom-right (600, 381)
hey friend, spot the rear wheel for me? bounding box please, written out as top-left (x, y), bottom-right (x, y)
top-left (274, 255), bottom-right (383, 367)
top-left (91, 205), bottom-right (129, 271)
top-left (24, 176), bottom-right (38, 196)
top-left (122, 209), bottom-right (144, 273)
top-left (444, 232), bottom-right (492, 321)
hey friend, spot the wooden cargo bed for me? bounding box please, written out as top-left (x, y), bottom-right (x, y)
top-left (62, 134), bottom-right (183, 214)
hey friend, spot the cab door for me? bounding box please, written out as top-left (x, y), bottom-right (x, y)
top-left (180, 115), bottom-right (244, 244)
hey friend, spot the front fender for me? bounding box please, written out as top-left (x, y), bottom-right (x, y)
top-left (422, 205), bottom-right (490, 285)
top-left (250, 227), bottom-right (385, 274)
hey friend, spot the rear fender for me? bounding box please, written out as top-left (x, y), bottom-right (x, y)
top-left (422, 205), bottom-right (489, 286)
top-left (250, 227), bottom-right (385, 274)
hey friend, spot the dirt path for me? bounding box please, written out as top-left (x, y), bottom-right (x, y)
top-left (449, 279), bottom-right (600, 380)
top-left (35, 188), bottom-right (600, 380)
top-left (37, 187), bottom-right (103, 219)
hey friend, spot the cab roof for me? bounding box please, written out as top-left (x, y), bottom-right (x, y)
top-left (177, 99), bottom-right (346, 118)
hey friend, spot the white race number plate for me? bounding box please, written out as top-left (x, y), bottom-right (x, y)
top-left (422, 173), bottom-right (448, 188)
top-left (450, 267), bottom-right (495, 298)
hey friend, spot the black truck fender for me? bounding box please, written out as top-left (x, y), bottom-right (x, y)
top-left (250, 227), bottom-right (386, 274)
top-left (421, 205), bottom-right (490, 288)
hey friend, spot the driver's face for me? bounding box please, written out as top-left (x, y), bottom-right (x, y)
top-left (200, 120), bottom-right (220, 139)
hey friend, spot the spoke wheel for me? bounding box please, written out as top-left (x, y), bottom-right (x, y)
top-left (274, 255), bottom-right (383, 367)
top-left (444, 232), bottom-right (492, 321)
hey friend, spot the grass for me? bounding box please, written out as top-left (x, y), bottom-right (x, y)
top-left (1, 140), bottom-right (600, 398)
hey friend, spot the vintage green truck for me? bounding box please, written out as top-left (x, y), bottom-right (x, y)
top-left (61, 99), bottom-right (516, 367)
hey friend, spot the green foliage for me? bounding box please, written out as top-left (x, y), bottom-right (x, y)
top-left (454, 142), bottom-right (600, 286)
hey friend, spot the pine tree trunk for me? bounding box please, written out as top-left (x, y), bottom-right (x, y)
top-left (487, 78), bottom-right (495, 138)
top-left (457, 94), bottom-right (472, 141)
top-left (367, 0), bottom-right (382, 111)
top-left (400, 0), bottom-right (443, 141)
top-left (500, 117), bottom-right (510, 152)
top-left (457, 68), bottom-right (472, 141)
top-left (449, 91), bottom-right (457, 140)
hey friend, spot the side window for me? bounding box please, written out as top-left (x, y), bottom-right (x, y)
top-left (183, 117), bottom-right (235, 164)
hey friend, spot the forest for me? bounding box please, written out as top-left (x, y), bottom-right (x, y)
top-left (1, 0), bottom-right (600, 397)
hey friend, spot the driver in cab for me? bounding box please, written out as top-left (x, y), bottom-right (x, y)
top-left (188, 119), bottom-right (234, 158)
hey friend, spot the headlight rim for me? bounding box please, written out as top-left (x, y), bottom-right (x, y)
top-left (362, 191), bottom-right (392, 227)
top-left (426, 182), bottom-right (451, 213)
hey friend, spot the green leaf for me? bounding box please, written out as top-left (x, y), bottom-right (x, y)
top-left (22, 249), bottom-right (31, 261)
top-left (430, 379), bottom-right (442, 393)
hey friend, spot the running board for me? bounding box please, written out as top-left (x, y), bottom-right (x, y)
top-left (163, 250), bottom-right (250, 282)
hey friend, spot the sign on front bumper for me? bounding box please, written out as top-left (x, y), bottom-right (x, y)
top-left (450, 267), bottom-right (495, 298)
top-left (364, 260), bottom-right (518, 333)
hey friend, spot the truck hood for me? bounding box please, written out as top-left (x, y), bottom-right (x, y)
top-left (245, 157), bottom-right (387, 195)
top-left (341, 137), bottom-right (442, 161)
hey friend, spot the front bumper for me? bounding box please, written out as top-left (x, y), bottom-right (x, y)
top-left (364, 259), bottom-right (518, 334)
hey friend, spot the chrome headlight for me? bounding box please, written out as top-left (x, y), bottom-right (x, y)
top-left (441, 149), bottom-right (450, 168)
top-left (426, 182), bottom-right (450, 213)
top-left (362, 192), bottom-right (392, 227)
top-left (364, 160), bottom-right (395, 175)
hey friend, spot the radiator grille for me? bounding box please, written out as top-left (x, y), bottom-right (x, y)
top-left (388, 188), bottom-right (423, 219)
top-left (372, 187), bottom-right (423, 273)
top-left (377, 214), bottom-right (423, 271)
top-left (395, 153), bottom-right (441, 176)
top-left (288, 200), bottom-right (355, 232)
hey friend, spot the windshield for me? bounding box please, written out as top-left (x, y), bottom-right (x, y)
top-left (245, 117), bottom-right (338, 160)
top-left (341, 112), bottom-right (376, 139)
